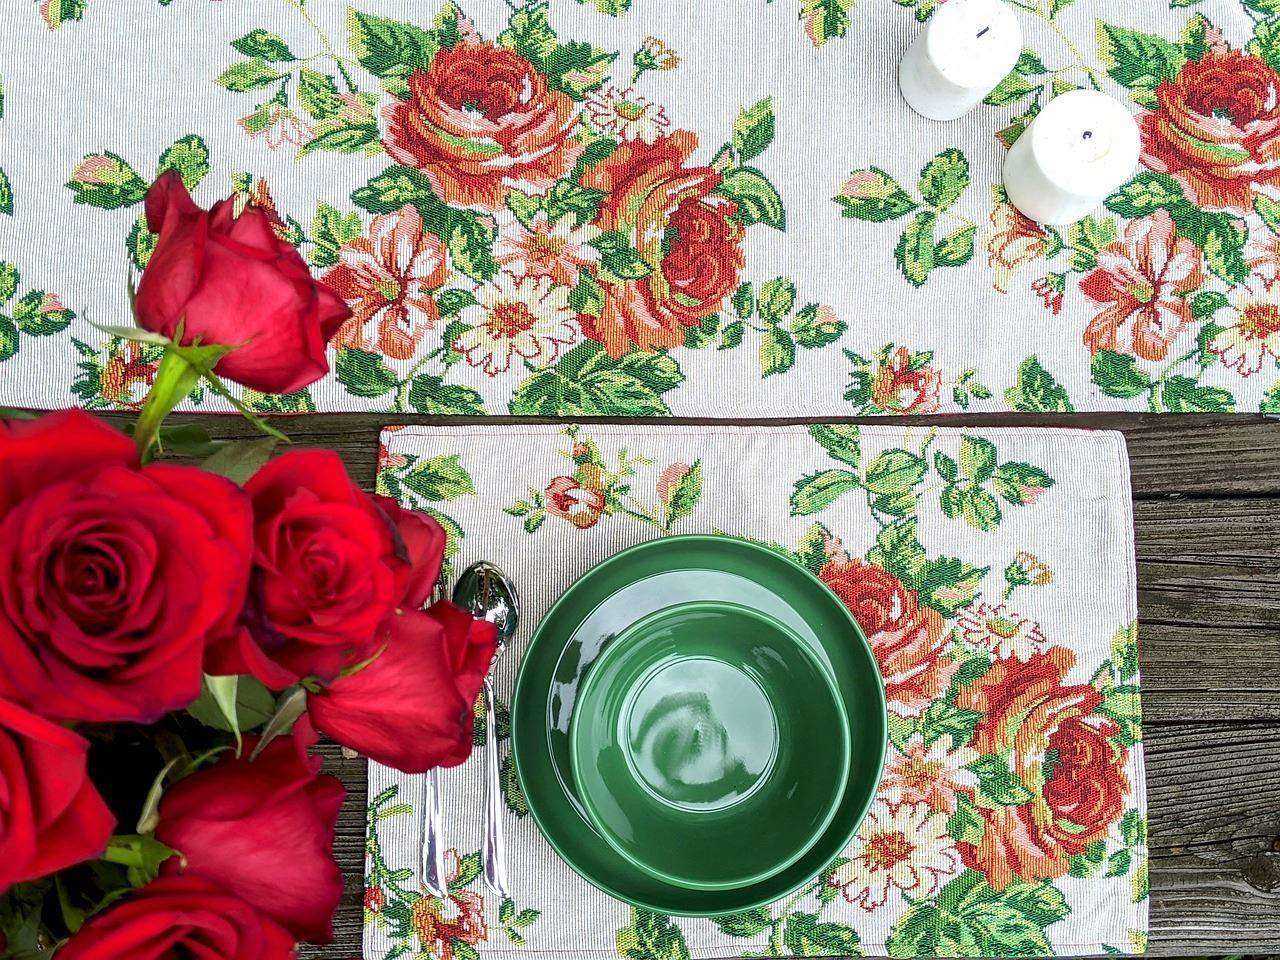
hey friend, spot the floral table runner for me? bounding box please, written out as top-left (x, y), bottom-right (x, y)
top-left (365, 424), bottom-right (1147, 959)
top-left (1, 0), bottom-right (1278, 415)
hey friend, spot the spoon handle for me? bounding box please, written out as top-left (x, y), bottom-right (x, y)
top-left (482, 676), bottom-right (510, 898)
top-left (421, 768), bottom-right (448, 899)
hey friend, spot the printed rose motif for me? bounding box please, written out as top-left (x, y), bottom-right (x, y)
top-left (382, 42), bottom-right (584, 209)
top-left (308, 604), bottom-right (497, 773)
top-left (869, 346), bottom-right (942, 414)
top-left (0, 697), bottom-right (115, 892)
top-left (136, 173), bottom-right (351, 394)
top-left (878, 735), bottom-right (978, 815)
top-left (955, 602), bottom-right (1045, 659)
top-left (1080, 209), bottom-right (1204, 361)
top-left (1210, 274), bottom-right (1280, 376)
top-left (155, 722), bottom-right (344, 943)
top-left (544, 475), bottom-right (607, 528)
top-left (1140, 49), bottom-right (1280, 211)
top-left (56, 876), bottom-right (295, 960)
top-left (411, 849), bottom-right (488, 960)
top-left (988, 198), bottom-right (1051, 293)
top-left (494, 209), bottom-right (601, 287)
top-left (454, 273), bottom-right (579, 375)
top-left (206, 450), bottom-right (444, 689)
top-left (239, 103), bottom-right (312, 151)
top-left (830, 799), bottom-right (961, 910)
top-left (323, 205), bottom-right (448, 361)
top-left (584, 85), bottom-right (671, 144)
top-left (954, 647), bottom-right (1129, 889)
top-left (581, 132), bottom-right (744, 356)
top-left (0, 411), bottom-right (251, 723)
top-left (818, 558), bottom-right (955, 717)
top-left (99, 340), bottom-right (160, 408)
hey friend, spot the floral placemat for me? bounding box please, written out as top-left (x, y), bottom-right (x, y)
top-left (365, 424), bottom-right (1147, 959)
top-left (1, 0), bottom-right (1278, 415)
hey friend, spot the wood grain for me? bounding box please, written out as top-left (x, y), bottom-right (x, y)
top-left (141, 411), bottom-right (1280, 958)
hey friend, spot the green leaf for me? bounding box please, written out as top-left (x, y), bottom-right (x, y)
top-left (308, 203), bottom-right (365, 268)
top-left (157, 135), bottom-right (210, 190)
top-left (400, 454), bottom-right (475, 501)
top-left (407, 375), bottom-right (486, 415)
top-left (501, 754), bottom-right (528, 817)
top-left (447, 216), bottom-right (498, 282)
top-left (716, 167), bottom-right (785, 230)
top-left (299, 123), bottom-right (381, 158)
top-left (968, 755), bottom-right (1034, 805)
top-left (541, 179), bottom-right (606, 225)
top-left (1250, 17), bottom-right (1280, 71)
top-left (347, 10), bottom-right (437, 91)
top-left (918, 700), bottom-right (982, 748)
top-left (712, 907), bottom-right (772, 939)
top-left (509, 342), bottom-right (683, 416)
top-left (217, 58), bottom-right (287, 92)
top-left (935, 225), bottom-right (976, 267)
top-left (664, 460), bottom-right (702, 525)
top-left (958, 436), bottom-right (998, 483)
top-left (592, 231), bottom-right (652, 281)
top-left (0, 169), bottom-right (11, 217)
top-left (790, 304), bottom-right (846, 347)
top-left (918, 556), bottom-right (987, 615)
top-left (895, 211), bottom-right (936, 287)
top-left (757, 277), bottom-right (797, 322)
top-left (66, 152), bottom-right (149, 209)
top-left (1159, 375), bottom-right (1235, 412)
top-left (0, 263), bottom-right (17, 304)
top-left (731, 282), bottom-right (754, 318)
top-left (1096, 22), bottom-right (1187, 93)
top-left (1104, 172), bottom-right (1186, 218)
top-left (1260, 383), bottom-right (1280, 414)
top-left (865, 449), bottom-right (927, 495)
top-left (866, 518), bottom-right (929, 588)
top-left (993, 461), bottom-right (1054, 504)
top-left (783, 911), bottom-right (860, 956)
top-left (1256, 194), bottom-right (1280, 237)
top-left (450, 852), bottom-right (482, 890)
top-left (758, 327), bottom-right (796, 378)
top-left (918, 148), bottom-right (969, 210)
top-left (1005, 356), bottom-right (1074, 412)
top-left (732, 97), bottom-right (775, 162)
top-left (335, 347), bottom-right (399, 398)
top-left (947, 793), bottom-right (986, 845)
top-left (835, 167), bottom-right (918, 222)
top-left (12, 292), bottom-right (73, 336)
top-left (808, 424), bottom-right (860, 466)
top-left (199, 437), bottom-right (278, 485)
top-left (790, 469), bottom-right (859, 515)
top-left (188, 672), bottom-right (276, 736)
top-left (298, 68), bottom-right (344, 120)
top-left (0, 316), bottom-right (19, 363)
top-left (1190, 289), bottom-right (1229, 320)
top-left (961, 487), bottom-right (1002, 531)
top-left (618, 909), bottom-right (691, 960)
top-left (102, 834), bottom-right (178, 888)
top-left (1091, 350), bottom-right (1152, 398)
top-left (231, 28), bottom-right (297, 62)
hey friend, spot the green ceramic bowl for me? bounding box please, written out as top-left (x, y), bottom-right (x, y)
top-left (511, 535), bottom-right (887, 916)
top-left (569, 600), bottom-right (852, 891)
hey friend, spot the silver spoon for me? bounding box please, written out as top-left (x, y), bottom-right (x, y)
top-left (421, 581), bottom-right (449, 900)
top-left (453, 562), bottom-right (520, 899)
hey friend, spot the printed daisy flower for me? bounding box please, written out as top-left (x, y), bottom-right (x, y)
top-left (494, 210), bottom-right (601, 287)
top-left (584, 86), bottom-right (670, 144)
top-left (878, 736), bottom-right (979, 815)
top-left (454, 273), bottom-right (579, 376)
top-left (1210, 275), bottom-right (1280, 376)
top-left (956, 602), bottom-right (1045, 659)
top-left (831, 800), bottom-right (960, 910)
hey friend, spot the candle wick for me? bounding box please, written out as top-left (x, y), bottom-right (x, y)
top-left (1082, 130), bottom-right (1093, 140)
top-left (976, 24), bottom-right (990, 38)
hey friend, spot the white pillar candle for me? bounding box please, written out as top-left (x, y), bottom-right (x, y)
top-left (1002, 90), bottom-right (1140, 225)
top-left (898, 0), bottom-right (1022, 122)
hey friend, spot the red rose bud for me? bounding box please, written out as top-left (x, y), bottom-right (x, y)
top-left (0, 697), bottom-right (115, 892)
top-left (154, 720), bottom-right (344, 943)
top-left (308, 603), bottom-right (497, 773)
top-left (206, 451), bottom-right (446, 689)
top-left (135, 172), bottom-right (350, 394)
top-left (0, 412), bottom-right (252, 723)
top-left (57, 876), bottom-right (295, 960)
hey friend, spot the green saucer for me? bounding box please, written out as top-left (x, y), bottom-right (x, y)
top-left (569, 601), bottom-right (852, 891)
top-left (511, 535), bottom-right (887, 916)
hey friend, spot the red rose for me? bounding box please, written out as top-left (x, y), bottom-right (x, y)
top-left (869, 347), bottom-right (942, 414)
top-left (0, 412), bottom-right (251, 723)
top-left (136, 172), bottom-right (350, 394)
top-left (818, 558), bottom-right (955, 718)
top-left (955, 648), bottom-right (1129, 889)
top-left (0, 697), bottom-right (114, 892)
top-left (1141, 49), bottom-right (1280, 211)
top-left (544, 476), bottom-right (606, 528)
top-left (580, 132), bottom-right (744, 356)
top-left (308, 603), bottom-right (497, 773)
top-left (57, 876), bottom-right (294, 960)
top-left (206, 451), bottom-right (445, 689)
top-left (383, 43), bottom-right (583, 209)
top-left (154, 721), bottom-right (344, 943)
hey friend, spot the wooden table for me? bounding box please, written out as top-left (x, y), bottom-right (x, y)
top-left (157, 411), bottom-right (1280, 959)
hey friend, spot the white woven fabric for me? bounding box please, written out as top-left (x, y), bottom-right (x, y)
top-left (1, 0), bottom-right (1277, 414)
top-left (364, 424), bottom-right (1147, 959)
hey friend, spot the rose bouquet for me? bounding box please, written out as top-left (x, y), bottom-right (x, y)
top-left (0, 174), bottom-right (497, 958)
